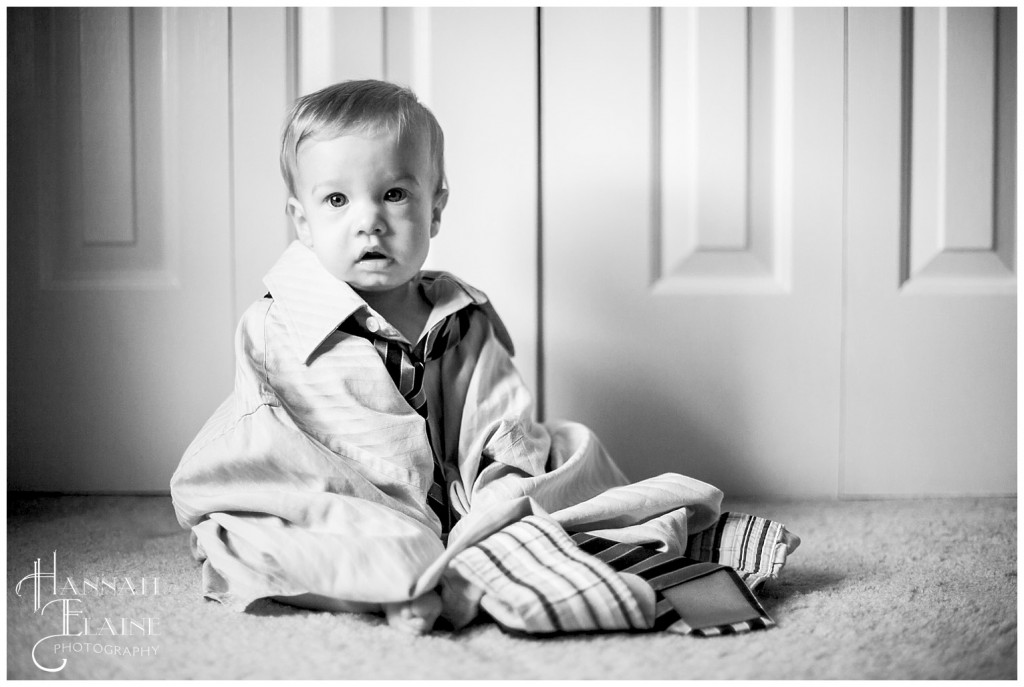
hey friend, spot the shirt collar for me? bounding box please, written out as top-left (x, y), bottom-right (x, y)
top-left (418, 271), bottom-right (516, 357)
top-left (263, 241), bottom-right (509, 364)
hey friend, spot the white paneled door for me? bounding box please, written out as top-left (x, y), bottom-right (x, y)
top-left (8, 8), bottom-right (1015, 496)
top-left (844, 8), bottom-right (1016, 495)
top-left (542, 7), bottom-right (1015, 497)
top-left (542, 8), bottom-right (845, 497)
top-left (7, 8), bottom-right (292, 491)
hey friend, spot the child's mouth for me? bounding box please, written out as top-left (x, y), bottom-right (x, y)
top-left (358, 249), bottom-right (389, 263)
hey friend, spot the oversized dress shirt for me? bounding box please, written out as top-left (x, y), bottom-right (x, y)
top-left (170, 241), bottom-right (725, 611)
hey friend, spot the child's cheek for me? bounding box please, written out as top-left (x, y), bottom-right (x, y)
top-left (389, 204), bottom-right (413, 220)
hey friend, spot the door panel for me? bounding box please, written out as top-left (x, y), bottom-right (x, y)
top-left (230, 8), bottom-right (295, 323)
top-left (8, 9), bottom-right (235, 491)
top-left (541, 8), bottom-right (846, 496)
top-left (844, 8), bottom-right (1016, 495)
top-left (418, 9), bottom-right (540, 397)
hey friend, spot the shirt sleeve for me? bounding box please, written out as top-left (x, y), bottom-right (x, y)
top-left (449, 318), bottom-right (634, 540)
top-left (448, 313), bottom-right (724, 553)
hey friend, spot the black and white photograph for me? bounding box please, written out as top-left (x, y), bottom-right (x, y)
top-left (6, 5), bottom-right (1017, 680)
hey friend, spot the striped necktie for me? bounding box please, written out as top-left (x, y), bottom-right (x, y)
top-left (571, 525), bottom-right (774, 636)
top-left (339, 307), bottom-right (473, 535)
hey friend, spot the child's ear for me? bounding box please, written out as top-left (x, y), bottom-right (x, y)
top-left (287, 198), bottom-right (313, 247)
top-left (430, 189), bottom-right (449, 238)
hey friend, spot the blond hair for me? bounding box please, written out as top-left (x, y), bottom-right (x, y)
top-left (279, 79), bottom-right (446, 197)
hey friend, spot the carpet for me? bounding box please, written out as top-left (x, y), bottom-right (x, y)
top-left (6, 494), bottom-right (1016, 680)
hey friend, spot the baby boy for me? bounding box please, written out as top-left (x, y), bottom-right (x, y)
top-left (173, 79), bottom-right (538, 632)
top-left (171, 79), bottom-right (795, 636)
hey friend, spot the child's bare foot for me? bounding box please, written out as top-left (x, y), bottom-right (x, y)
top-left (383, 591), bottom-right (442, 634)
top-left (782, 529), bottom-right (801, 553)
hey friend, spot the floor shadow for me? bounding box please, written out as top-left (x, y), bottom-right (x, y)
top-left (243, 597), bottom-right (473, 638)
top-left (245, 598), bottom-right (325, 618)
top-left (758, 568), bottom-right (846, 602)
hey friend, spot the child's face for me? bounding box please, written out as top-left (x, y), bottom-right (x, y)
top-left (287, 131), bottom-right (447, 294)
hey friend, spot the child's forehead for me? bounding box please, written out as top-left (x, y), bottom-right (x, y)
top-left (300, 124), bottom-right (428, 154)
top-left (294, 131), bottom-right (432, 184)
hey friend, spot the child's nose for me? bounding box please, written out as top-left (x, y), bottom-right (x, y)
top-left (353, 201), bottom-right (386, 235)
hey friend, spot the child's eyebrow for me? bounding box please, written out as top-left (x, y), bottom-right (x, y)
top-left (310, 175), bottom-right (422, 196)
top-left (385, 173), bottom-right (422, 187)
top-left (310, 180), bottom-right (344, 195)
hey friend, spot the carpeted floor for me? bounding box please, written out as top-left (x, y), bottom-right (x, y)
top-left (6, 494), bottom-right (1017, 680)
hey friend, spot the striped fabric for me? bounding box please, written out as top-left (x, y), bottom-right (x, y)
top-left (572, 532), bottom-right (774, 637)
top-left (445, 512), bottom-right (788, 637)
top-left (338, 306), bottom-right (473, 534)
top-left (447, 515), bottom-right (650, 635)
top-left (684, 512), bottom-right (790, 592)
top-left (445, 513), bottom-right (787, 638)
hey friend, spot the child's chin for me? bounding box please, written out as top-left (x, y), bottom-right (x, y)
top-left (348, 274), bottom-right (415, 293)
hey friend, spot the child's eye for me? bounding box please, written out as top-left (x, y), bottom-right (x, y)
top-left (383, 188), bottom-right (407, 203)
top-left (325, 193), bottom-right (347, 208)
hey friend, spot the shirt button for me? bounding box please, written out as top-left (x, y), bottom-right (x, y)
top-left (365, 317), bottom-right (380, 333)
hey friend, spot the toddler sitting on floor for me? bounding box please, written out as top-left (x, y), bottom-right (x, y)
top-left (170, 79), bottom-right (798, 635)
